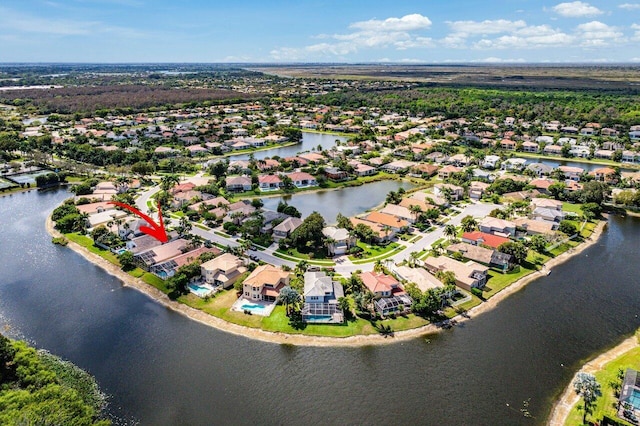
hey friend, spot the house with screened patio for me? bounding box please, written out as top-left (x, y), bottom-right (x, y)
top-left (301, 271), bottom-right (345, 323)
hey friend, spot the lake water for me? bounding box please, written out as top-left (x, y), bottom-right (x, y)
top-left (1, 189), bottom-right (639, 425)
top-left (226, 131), bottom-right (347, 161)
top-left (526, 157), bottom-right (636, 172)
top-left (260, 179), bottom-right (416, 223)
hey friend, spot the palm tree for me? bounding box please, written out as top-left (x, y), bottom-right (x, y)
top-left (160, 174), bottom-right (180, 192)
top-left (324, 237), bottom-right (336, 256)
top-left (460, 215), bottom-right (478, 233)
top-left (409, 251), bottom-right (420, 267)
top-left (114, 175), bottom-right (131, 193)
top-left (444, 224), bottom-right (457, 241)
top-left (408, 204), bottom-right (422, 222)
top-left (177, 216), bottom-right (192, 237)
top-left (373, 260), bottom-right (384, 273)
top-left (337, 296), bottom-right (351, 319)
top-left (279, 286), bottom-right (300, 316)
top-left (382, 225), bottom-right (391, 240)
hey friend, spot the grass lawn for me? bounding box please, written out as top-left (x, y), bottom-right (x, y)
top-left (562, 202), bottom-right (584, 215)
top-left (565, 344), bottom-right (640, 426)
top-left (65, 233), bottom-right (121, 265)
top-left (348, 241), bottom-right (400, 261)
top-left (277, 246), bottom-right (331, 261)
top-left (142, 273), bottom-right (170, 293)
top-left (483, 264), bottom-right (536, 299)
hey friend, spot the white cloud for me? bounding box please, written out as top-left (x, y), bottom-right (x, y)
top-left (619, 3), bottom-right (640, 10)
top-left (575, 21), bottom-right (625, 47)
top-left (447, 19), bottom-right (526, 35)
top-left (552, 1), bottom-right (603, 17)
top-left (271, 13), bottom-right (434, 60)
top-left (631, 23), bottom-right (640, 41)
top-left (350, 13), bottom-right (432, 32)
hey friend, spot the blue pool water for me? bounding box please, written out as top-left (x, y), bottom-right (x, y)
top-left (304, 315), bottom-right (332, 323)
top-left (628, 389), bottom-right (640, 410)
top-left (240, 303), bottom-right (267, 314)
top-left (188, 284), bottom-right (213, 298)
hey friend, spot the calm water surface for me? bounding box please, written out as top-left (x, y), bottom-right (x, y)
top-left (260, 179), bottom-right (416, 223)
top-left (1, 189), bottom-right (639, 425)
top-left (226, 131), bottom-right (347, 161)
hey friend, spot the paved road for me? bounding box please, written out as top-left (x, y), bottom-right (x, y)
top-left (333, 201), bottom-right (500, 276)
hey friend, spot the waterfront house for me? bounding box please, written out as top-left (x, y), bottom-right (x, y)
top-left (514, 218), bottom-right (557, 235)
top-left (150, 246), bottom-right (220, 279)
top-left (201, 253), bottom-right (246, 289)
top-left (242, 264), bottom-right (290, 302)
top-left (301, 271), bottom-right (345, 323)
top-left (134, 238), bottom-right (189, 271)
top-left (349, 217), bottom-right (387, 242)
top-left (447, 242), bottom-right (513, 270)
top-left (379, 203), bottom-right (416, 223)
top-left (258, 174), bottom-right (283, 191)
top-left (557, 166), bottom-right (584, 182)
top-left (392, 265), bottom-right (444, 293)
top-left (359, 271), bottom-right (412, 316)
top-left (531, 207), bottom-right (566, 223)
top-left (461, 231), bottom-right (510, 249)
top-left (423, 256), bottom-right (489, 292)
top-left (589, 167), bottom-right (618, 183)
top-left (287, 171), bottom-right (317, 188)
top-left (324, 167), bottom-right (349, 181)
top-left (225, 176), bottom-right (252, 192)
top-left (364, 211), bottom-right (409, 235)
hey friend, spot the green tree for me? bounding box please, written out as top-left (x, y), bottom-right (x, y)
top-left (444, 224), bottom-right (457, 241)
top-left (580, 202), bottom-right (601, 220)
top-left (498, 241), bottom-right (528, 265)
top-left (279, 286), bottom-right (301, 316)
top-left (460, 215), bottom-right (478, 232)
top-left (289, 211), bottom-right (326, 250)
top-left (528, 235), bottom-right (548, 253)
top-left (573, 372), bottom-right (601, 425)
top-left (337, 296), bottom-right (351, 319)
top-left (117, 251), bottom-right (135, 271)
top-left (335, 213), bottom-right (353, 230)
top-left (558, 220), bottom-right (578, 235)
top-left (160, 174), bottom-right (180, 192)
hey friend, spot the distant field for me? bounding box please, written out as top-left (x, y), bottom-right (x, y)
top-left (252, 64), bottom-right (640, 92)
top-left (0, 84), bottom-right (260, 114)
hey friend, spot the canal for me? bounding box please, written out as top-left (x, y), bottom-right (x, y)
top-left (0, 189), bottom-right (639, 425)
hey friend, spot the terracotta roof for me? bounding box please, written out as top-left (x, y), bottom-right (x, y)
top-left (462, 231), bottom-right (510, 249)
top-left (364, 211), bottom-right (409, 228)
top-left (359, 272), bottom-right (400, 294)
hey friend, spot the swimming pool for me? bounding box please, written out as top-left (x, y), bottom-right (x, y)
top-left (303, 315), bottom-right (333, 323)
top-left (188, 283), bottom-right (214, 298)
top-left (240, 303), bottom-right (268, 314)
top-left (627, 389), bottom-right (640, 410)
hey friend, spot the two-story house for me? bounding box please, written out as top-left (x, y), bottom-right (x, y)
top-left (200, 253), bottom-right (246, 289)
top-left (301, 271), bottom-right (345, 323)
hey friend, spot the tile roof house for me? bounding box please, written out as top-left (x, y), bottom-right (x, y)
top-left (134, 238), bottom-right (189, 270)
top-left (200, 253), bottom-right (246, 289)
top-left (242, 264), bottom-right (290, 302)
top-left (478, 217), bottom-right (516, 237)
top-left (258, 174), bottom-right (283, 191)
top-left (461, 231), bottom-right (511, 249)
top-left (322, 226), bottom-right (356, 256)
top-left (447, 242), bottom-right (513, 270)
top-left (302, 271), bottom-right (345, 323)
top-left (225, 175), bottom-right (252, 192)
top-left (272, 217), bottom-right (303, 242)
top-left (359, 271), bottom-right (412, 316)
top-left (364, 211), bottom-right (410, 232)
top-left (423, 256), bottom-right (489, 291)
top-left (287, 171), bottom-right (317, 188)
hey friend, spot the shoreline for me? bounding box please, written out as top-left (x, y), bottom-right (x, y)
top-left (46, 215), bottom-right (606, 347)
top-left (547, 332), bottom-right (640, 426)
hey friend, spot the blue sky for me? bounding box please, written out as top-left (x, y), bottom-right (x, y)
top-left (1, 0), bottom-right (640, 63)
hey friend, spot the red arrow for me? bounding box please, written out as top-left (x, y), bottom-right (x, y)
top-left (108, 200), bottom-right (169, 243)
